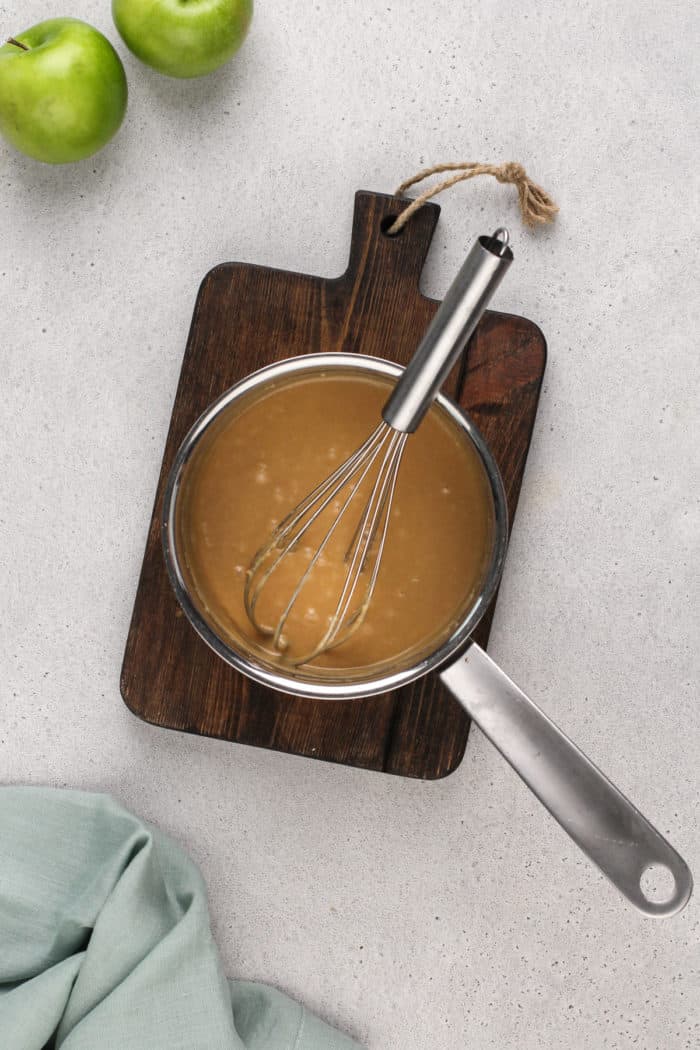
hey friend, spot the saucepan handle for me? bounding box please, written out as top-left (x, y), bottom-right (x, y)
top-left (440, 641), bottom-right (692, 917)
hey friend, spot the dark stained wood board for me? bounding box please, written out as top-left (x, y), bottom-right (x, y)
top-left (121, 191), bottom-right (546, 779)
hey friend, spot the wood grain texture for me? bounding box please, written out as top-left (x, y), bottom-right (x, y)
top-left (121, 191), bottom-right (546, 779)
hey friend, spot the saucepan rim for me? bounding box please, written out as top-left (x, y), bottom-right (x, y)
top-left (162, 352), bottom-right (509, 699)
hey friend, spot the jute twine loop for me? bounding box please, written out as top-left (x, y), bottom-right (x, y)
top-left (388, 160), bottom-right (558, 235)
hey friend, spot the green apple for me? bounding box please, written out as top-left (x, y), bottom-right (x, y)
top-left (0, 19), bottom-right (127, 164)
top-left (112, 0), bottom-right (253, 79)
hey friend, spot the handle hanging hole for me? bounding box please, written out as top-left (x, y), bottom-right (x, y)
top-left (640, 863), bottom-right (676, 904)
top-left (380, 215), bottom-right (405, 237)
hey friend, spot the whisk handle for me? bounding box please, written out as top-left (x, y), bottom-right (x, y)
top-left (382, 230), bottom-right (513, 433)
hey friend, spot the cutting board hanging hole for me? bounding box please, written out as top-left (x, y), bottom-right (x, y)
top-left (380, 214), bottom-right (406, 237)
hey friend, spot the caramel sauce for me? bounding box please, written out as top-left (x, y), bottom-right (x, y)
top-left (177, 370), bottom-right (495, 675)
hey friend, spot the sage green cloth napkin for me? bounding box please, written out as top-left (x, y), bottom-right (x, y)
top-left (0, 788), bottom-right (360, 1050)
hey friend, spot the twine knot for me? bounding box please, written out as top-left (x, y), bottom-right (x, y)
top-left (495, 161), bottom-right (527, 185)
top-left (389, 160), bottom-right (558, 235)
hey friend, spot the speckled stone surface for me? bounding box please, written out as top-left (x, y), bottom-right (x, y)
top-left (2, 2), bottom-right (699, 1047)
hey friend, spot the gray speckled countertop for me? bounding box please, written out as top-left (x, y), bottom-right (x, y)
top-left (2, 2), bottom-right (699, 1047)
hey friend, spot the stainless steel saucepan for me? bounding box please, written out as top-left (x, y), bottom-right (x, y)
top-left (162, 352), bottom-right (692, 918)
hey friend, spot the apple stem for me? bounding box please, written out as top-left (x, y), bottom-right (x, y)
top-left (7, 37), bottom-right (29, 51)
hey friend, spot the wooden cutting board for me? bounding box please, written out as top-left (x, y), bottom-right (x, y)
top-left (121, 190), bottom-right (546, 779)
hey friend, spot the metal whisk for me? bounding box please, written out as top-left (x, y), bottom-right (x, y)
top-left (244, 228), bottom-right (513, 664)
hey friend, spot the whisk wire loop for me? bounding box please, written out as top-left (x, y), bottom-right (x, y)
top-left (244, 422), bottom-right (407, 661)
top-left (297, 427), bottom-right (408, 664)
top-left (269, 424), bottom-right (396, 652)
top-left (243, 422), bottom-right (387, 628)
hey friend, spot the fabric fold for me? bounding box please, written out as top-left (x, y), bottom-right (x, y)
top-left (0, 788), bottom-right (360, 1050)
